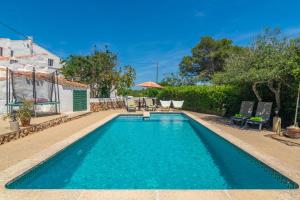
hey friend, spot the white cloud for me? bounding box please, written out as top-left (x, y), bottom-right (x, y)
top-left (284, 27), bottom-right (300, 37)
top-left (195, 11), bottom-right (205, 17)
top-left (59, 41), bottom-right (68, 45)
top-left (214, 30), bottom-right (259, 45)
top-left (215, 26), bottom-right (300, 45)
top-left (233, 31), bottom-right (258, 43)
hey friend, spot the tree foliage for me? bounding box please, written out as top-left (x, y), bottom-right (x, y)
top-left (160, 73), bottom-right (198, 86)
top-left (61, 48), bottom-right (136, 97)
top-left (157, 85), bottom-right (241, 115)
top-left (116, 65), bottom-right (136, 96)
top-left (290, 37), bottom-right (300, 79)
top-left (179, 36), bottom-right (244, 80)
top-left (124, 88), bottom-right (160, 97)
top-left (213, 28), bottom-right (300, 111)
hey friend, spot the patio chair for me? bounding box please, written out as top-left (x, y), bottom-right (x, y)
top-left (160, 100), bottom-right (171, 111)
top-left (244, 102), bottom-right (273, 131)
top-left (231, 101), bottom-right (254, 126)
top-left (172, 100), bottom-right (184, 109)
top-left (145, 98), bottom-right (156, 111)
top-left (126, 99), bottom-right (136, 112)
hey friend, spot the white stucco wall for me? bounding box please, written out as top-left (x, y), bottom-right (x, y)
top-left (59, 86), bottom-right (90, 114)
top-left (0, 38), bottom-right (62, 72)
top-left (86, 88), bottom-right (90, 112)
top-left (0, 80), bottom-right (6, 114)
top-left (0, 80), bottom-right (90, 115)
top-left (59, 85), bottom-right (73, 113)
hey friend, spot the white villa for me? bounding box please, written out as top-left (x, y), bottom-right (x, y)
top-left (0, 38), bottom-right (90, 114)
top-left (0, 37), bottom-right (62, 71)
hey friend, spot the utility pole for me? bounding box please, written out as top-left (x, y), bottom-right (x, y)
top-left (156, 62), bottom-right (159, 83)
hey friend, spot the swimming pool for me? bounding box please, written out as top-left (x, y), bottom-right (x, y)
top-left (6, 113), bottom-right (298, 189)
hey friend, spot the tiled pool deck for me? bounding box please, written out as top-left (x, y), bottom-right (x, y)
top-left (0, 110), bottom-right (299, 199)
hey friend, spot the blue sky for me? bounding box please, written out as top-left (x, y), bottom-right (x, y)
top-left (1, 0), bottom-right (300, 84)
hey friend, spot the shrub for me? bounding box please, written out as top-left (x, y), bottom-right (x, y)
top-left (156, 84), bottom-right (296, 125)
top-left (17, 100), bottom-right (33, 122)
top-left (125, 88), bottom-right (160, 97)
top-left (157, 85), bottom-right (242, 116)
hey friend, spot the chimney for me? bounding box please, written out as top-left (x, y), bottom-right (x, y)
top-left (26, 36), bottom-right (33, 56)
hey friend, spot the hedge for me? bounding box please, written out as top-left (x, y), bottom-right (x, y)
top-left (157, 85), bottom-right (242, 116)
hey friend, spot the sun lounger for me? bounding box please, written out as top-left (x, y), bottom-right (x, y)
top-left (145, 98), bottom-right (156, 111)
top-left (160, 100), bottom-right (171, 111)
top-left (231, 101), bottom-right (254, 126)
top-left (126, 99), bottom-right (136, 112)
top-left (244, 102), bottom-right (273, 131)
top-left (172, 100), bottom-right (184, 109)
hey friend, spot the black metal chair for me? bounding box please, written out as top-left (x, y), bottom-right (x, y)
top-left (244, 102), bottom-right (273, 131)
top-left (231, 101), bottom-right (254, 126)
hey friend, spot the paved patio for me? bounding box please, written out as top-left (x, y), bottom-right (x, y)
top-left (0, 110), bottom-right (299, 199)
top-left (0, 114), bottom-right (64, 136)
top-left (0, 110), bottom-right (127, 171)
top-left (0, 111), bottom-right (94, 136)
top-left (192, 112), bottom-right (300, 170)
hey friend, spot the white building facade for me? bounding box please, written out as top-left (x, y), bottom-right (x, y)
top-left (0, 38), bottom-right (90, 114)
top-left (0, 37), bottom-right (62, 72)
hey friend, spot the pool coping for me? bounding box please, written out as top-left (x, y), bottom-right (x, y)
top-left (0, 111), bottom-right (299, 200)
top-left (183, 112), bottom-right (300, 186)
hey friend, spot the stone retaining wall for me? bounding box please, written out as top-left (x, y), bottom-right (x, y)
top-left (0, 112), bottom-right (91, 145)
top-left (90, 101), bottom-right (125, 112)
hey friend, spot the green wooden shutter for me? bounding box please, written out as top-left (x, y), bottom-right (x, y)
top-left (73, 90), bottom-right (87, 111)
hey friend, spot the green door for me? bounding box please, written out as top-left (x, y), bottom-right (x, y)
top-left (73, 90), bottom-right (87, 111)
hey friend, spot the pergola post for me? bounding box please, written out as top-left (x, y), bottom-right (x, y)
top-left (56, 70), bottom-right (60, 114)
top-left (6, 67), bottom-right (8, 114)
top-left (8, 69), bottom-right (11, 113)
top-left (32, 67), bottom-right (36, 117)
top-left (54, 72), bottom-right (58, 114)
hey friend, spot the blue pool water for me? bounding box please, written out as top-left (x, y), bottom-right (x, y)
top-left (7, 113), bottom-right (298, 189)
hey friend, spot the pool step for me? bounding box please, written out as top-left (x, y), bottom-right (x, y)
top-left (143, 112), bottom-right (150, 119)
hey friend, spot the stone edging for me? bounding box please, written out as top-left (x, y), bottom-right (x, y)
top-left (0, 111), bottom-right (299, 200)
top-left (183, 111), bottom-right (300, 187)
top-left (0, 113), bottom-right (119, 189)
top-left (90, 101), bottom-right (125, 112)
top-left (0, 112), bottom-right (92, 145)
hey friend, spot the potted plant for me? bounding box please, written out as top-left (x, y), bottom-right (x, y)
top-left (2, 110), bottom-right (20, 131)
top-left (17, 100), bottom-right (33, 127)
top-left (286, 82), bottom-right (300, 138)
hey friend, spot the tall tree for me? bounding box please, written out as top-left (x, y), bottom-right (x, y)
top-left (179, 36), bottom-right (243, 80)
top-left (116, 65), bottom-right (136, 96)
top-left (290, 37), bottom-right (300, 79)
top-left (61, 47), bottom-right (136, 97)
top-left (160, 73), bottom-right (198, 86)
top-left (289, 37), bottom-right (300, 124)
top-left (213, 28), bottom-right (299, 112)
top-left (250, 28), bottom-right (298, 111)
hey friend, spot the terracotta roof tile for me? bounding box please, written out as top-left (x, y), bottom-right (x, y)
top-left (0, 56), bottom-right (9, 61)
top-left (0, 70), bottom-right (88, 89)
top-left (0, 53), bottom-right (48, 61)
top-left (15, 53), bottom-right (48, 58)
top-left (58, 78), bottom-right (89, 89)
